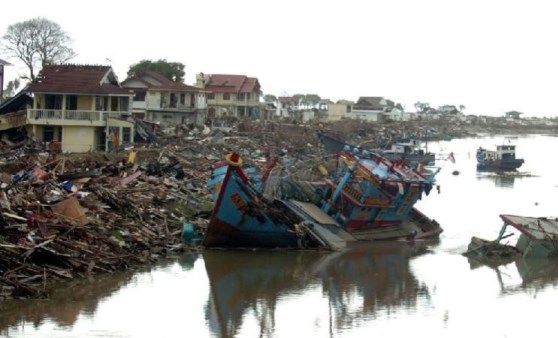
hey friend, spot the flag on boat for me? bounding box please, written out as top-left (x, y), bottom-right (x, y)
top-left (449, 152), bottom-right (455, 163)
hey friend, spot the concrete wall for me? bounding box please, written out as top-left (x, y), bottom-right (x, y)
top-left (62, 126), bottom-right (96, 152)
top-left (351, 109), bottom-right (382, 122)
top-left (147, 92), bottom-right (161, 110)
top-left (327, 103), bottom-right (350, 121)
top-left (77, 96), bottom-right (93, 110)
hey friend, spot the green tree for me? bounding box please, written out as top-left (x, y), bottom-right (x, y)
top-left (305, 94), bottom-right (321, 107)
top-left (127, 59), bottom-right (185, 82)
top-left (2, 17), bottom-right (76, 81)
top-left (414, 101), bottom-right (430, 113)
top-left (2, 78), bottom-right (20, 99)
top-left (264, 94), bottom-right (277, 103)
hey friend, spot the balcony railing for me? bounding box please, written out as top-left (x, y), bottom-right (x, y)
top-left (27, 109), bottom-right (131, 126)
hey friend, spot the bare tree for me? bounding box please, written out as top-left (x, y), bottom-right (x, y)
top-left (1, 17), bottom-right (76, 80)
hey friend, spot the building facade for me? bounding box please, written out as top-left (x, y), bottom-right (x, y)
top-left (195, 73), bottom-right (262, 120)
top-left (25, 64), bottom-right (135, 153)
top-left (121, 71), bottom-right (207, 126)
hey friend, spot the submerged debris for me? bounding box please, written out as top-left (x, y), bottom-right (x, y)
top-left (463, 236), bottom-right (521, 258)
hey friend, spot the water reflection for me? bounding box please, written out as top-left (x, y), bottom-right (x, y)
top-left (467, 256), bottom-right (558, 294)
top-left (476, 172), bottom-right (517, 188)
top-left (200, 242), bottom-right (435, 338)
top-left (0, 270), bottom-right (135, 333)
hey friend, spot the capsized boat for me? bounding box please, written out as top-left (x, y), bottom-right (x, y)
top-left (465, 215), bottom-right (558, 258)
top-left (204, 146), bottom-right (442, 249)
top-left (476, 145), bottom-right (524, 171)
top-left (499, 214), bottom-right (558, 257)
top-left (204, 153), bottom-right (355, 250)
top-left (312, 145), bottom-right (442, 240)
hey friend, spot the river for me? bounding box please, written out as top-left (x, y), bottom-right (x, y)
top-left (1, 134), bottom-right (557, 338)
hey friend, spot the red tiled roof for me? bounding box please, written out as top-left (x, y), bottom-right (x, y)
top-left (204, 74), bottom-right (260, 93)
top-left (123, 71), bottom-right (200, 92)
top-left (278, 96), bottom-right (297, 104)
top-left (26, 64), bottom-right (133, 95)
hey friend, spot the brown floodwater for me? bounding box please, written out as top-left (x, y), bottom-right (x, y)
top-left (1, 134), bottom-right (557, 338)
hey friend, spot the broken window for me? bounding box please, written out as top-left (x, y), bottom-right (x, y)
top-left (120, 97), bottom-right (129, 111)
top-left (43, 126), bottom-right (54, 142)
top-left (134, 92), bottom-right (146, 101)
top-left (122, 127), bottom-right (131, 143)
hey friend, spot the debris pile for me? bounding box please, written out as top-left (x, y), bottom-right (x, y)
top-left (0, 148), bottom-right (216, 300)
top-left (0, 117), bottom-right (488, 300)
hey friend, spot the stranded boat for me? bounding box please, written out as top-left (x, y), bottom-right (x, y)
top-left (476, 145), bottom-right (524, 171)
top-left (465, 215), bottom-right (558, 258)
top-left (204, 146), bottom-right (442, 250)
top-left (373, 138), bottom-right (435, 166)
top-left (318, 132), bottom-right (435, 167)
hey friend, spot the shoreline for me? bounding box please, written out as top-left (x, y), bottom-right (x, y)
top-left (0, 119), bottom-right (556, 300)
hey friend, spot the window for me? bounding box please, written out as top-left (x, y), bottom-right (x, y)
top-left (45, 95), bottom-right (63, 109)
top-left (246, 93), bottom-right (250, 100)
top-left (43, 126), bottom-right (54, 142)
top-left (120, 97), bottom-right (129, 111)
top-left (66, 95), bottom-right (77, 110)
top-left (122, 127), bottom-right (131, 143)
top-left (223, 93), bottom-right (230, 100)
top-left (95, 96), bottom-right (107, 111)
top-left (207, 93), bottom-right (215, 100)
top-left (134, 92), bottom-right (146, 101)
top-left (180, 94), bottom-right (185, 105)
top-left (238, 93), bottom-right (245, 100)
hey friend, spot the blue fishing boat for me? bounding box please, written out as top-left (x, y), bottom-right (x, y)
top-left (204, 153), bottom-right (355, 250)
top-left (204, 146), bottom-right (442, 249)
top-left (313, 146), bottom-right (441, 240)
top-left (476, 145), bottom-right (524, 171)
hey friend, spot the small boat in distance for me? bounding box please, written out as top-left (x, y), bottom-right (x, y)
top-left (317, 132), bottom-right (435, 167)
top-left (476, 144), bottom-right (524, 171)
top-left (373, 138), bottom-right (435, 167)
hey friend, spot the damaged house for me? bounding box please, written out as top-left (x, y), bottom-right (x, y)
top-left (121, 70), bottom-right (207, 126)
top-left (2, 64), bottom-right (136, 153)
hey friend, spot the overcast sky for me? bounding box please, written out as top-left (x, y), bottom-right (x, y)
top-left (1, 0), bottom-right (557, 117)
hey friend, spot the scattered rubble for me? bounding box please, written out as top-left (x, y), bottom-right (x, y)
top-left (0, 118), bottom-right (555, 300)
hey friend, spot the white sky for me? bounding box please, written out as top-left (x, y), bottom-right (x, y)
top-left (1, 0), bottom-right (557, 117)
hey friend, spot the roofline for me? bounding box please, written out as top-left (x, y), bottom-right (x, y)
top-left (24, 90), bottom-right (134, 96)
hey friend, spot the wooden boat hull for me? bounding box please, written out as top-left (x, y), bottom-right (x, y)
top-left (204, 159), bottom-right (353, 250)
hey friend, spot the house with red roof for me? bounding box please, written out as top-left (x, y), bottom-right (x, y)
top-left (195, 73), bottom-right (262, 120)
top-left (25, 64), bottom-right (135, 152)
top-left (121, 70), bottom-right (207, 126)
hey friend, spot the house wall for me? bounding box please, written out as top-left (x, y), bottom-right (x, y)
top-left (326, 103), bottom-right (351, 121)
top-left (77, 96), bottom-right (93, 110)
top-left (106, 118), bottom-right (136, 150)
top-left (147, 92), bottom-right (161, 110)
top-left (351, 109), bottom-right (382, 122)
top-left (62, 126), bottom-right (96, 152)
